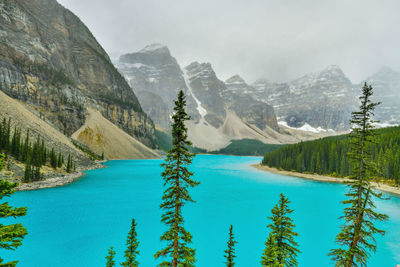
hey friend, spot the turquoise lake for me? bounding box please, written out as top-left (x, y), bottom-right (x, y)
top-left (4, 155), bottom-right (400, 266)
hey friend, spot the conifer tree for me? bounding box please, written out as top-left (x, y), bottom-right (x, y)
top-left (50, 148), bottom-right (57, 169)
top-left (0, 153), bottom-right (4, 171)
top-left (224, 225), bottom-right (237, 267)
top-left (154, 90), bottom-right (200, 267)
top-left (57, 152), bottom-right (62, 168)
top-left (267, 193), bottom-right (300, 267)
top-left (24, 158), bottom-right (32, 183)
top-left (106, 247), bottom-right (116, 267)
top-left (329, 83), bottom-right (388, 266)
top-left (21, 130), bottom-right (30, 162)
top-left (0, 178), bottom-right (28, 266)
top-left (66, 154), bottom-right (72, 173)
top-left (261, 233), bottom-right (282, 267)
top-left (121, 218), bottom-right (139, 267)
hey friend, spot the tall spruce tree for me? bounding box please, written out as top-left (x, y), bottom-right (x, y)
top-left (154, 90), bottom-right (199, 267)
top-left (121, 218), bottom-right (139, 267)
top-left (0, 153), bottom-right (4, 171)
top-left (224, 225), bottom-right (237, 267)
top-left (0, 178), bottom-right (28, 266)
top-left (328, 83), bottom-right (388, 266)
top-left (261, 233), bottom-right (282, 267)
top-left (66, 154), bottom-right (72, 173)
top-left (106, 247), bottom-right (116, 267)
top-left (267, 193), bottom-right (299, 267)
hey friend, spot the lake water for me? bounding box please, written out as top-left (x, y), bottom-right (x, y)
top-left (4, 155), bottom-right (400, 266)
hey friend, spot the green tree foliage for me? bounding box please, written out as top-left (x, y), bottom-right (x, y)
top-left (0, 179), bottom-right (28, 266)
top-left (224, 225), bottom-right (237, 267)
top-left (121, 218), bottom-right (140, 267)
top-left (0, 118), bottom-right (74, 182)
top-left (262, 126), bottom-right (400, 184)
top-left (212, 139), bottom-right (282, 156)
top-left (66, 154), bottom-right (73, 173)
top-left (0, 153), bottom-right (4, 171)
top-left (106, 247), bottom-right (116, 267)
top-left (266, 193), bottom-right (300, 267)
top-left (328, 83), bottom-right (388, 266)
top-left (154, 91), bottom-right (200, 267)
top-left (261, 233), bottom-right (282, 267)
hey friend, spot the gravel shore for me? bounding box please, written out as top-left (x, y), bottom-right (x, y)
top-left (16, 162), bottom-right (106, 191)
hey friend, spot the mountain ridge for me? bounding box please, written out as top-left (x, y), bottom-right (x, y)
top-left (0, 0), bottom-right (158, 160)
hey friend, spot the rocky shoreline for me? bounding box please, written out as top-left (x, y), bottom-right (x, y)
top-left (15, 162), bottom-right (106, 191)
top-left (252, 164), bottom-right (400, 197)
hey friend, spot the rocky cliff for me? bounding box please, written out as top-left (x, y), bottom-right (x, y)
top-left (223, 75), bottom-right (278, 131)
top-left (0, 0), bottom-right (156, 148)
top-left (365, 67), bottom-right (400, 126)
top-left (117, 45), bottom-right (292, 150)
top-left (250, 65), bottom-right (358, 131)
top-left (116, 44), bottom-right (199, 129)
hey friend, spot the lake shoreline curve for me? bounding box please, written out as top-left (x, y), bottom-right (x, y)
top-left (15, 161), bottom-right (107, 191)
top-left (252, 164), bottom-right (400, 197)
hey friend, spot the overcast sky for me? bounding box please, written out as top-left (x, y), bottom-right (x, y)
top-left (58, 0), bottom-right (400, 83)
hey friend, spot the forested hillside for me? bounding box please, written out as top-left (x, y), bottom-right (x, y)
top-left (212, 139), bottom-right (282, 156)
top-left (262, 126), bottom-right (400, 184)
top-left (0, 118), bottom-right (78, 182)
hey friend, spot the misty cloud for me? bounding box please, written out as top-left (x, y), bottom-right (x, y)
top-left (58, 0), bottom-right (400, 83)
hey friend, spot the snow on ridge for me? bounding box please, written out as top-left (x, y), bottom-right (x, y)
top-left (117, 62), bottom-right (149, 69)
top-left (140, 43), bottom-right (167, 52)
top-left (183, 70), bottom-right (207, 121)
top-left (278, 121), bottom-right (335, 133)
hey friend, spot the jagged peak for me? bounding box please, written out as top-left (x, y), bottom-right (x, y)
top-left (139, 43), bottom-right (169, 53)
top-left (225, 75), bottom-right (246, 85)
top-left (316, 65), bottom-right (347, 78)
top-left (118, 43), bottom-right (177, 66)
top-left (185, 61), bottom-right (213, 72)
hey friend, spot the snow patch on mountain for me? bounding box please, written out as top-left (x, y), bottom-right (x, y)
top-left (183, 70), bottom-right (207, 121)
top-left (278, 121), bottom-right (335, 133)
top-left (140, 43), bottom-right (167, 52)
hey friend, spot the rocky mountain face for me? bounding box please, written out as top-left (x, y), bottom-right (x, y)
top-left (116, 44), bottom-right (199, 129)
top-left (249, 65), bottom-right (358, 131)
top-left (365, 67), bottom-right (400, 126)
top-left (117, 45), bottom-right (283, 150)
top-left (183, 62), bottom-right (227, 128)
top-left (249, 65), bottom-right (400, 131)
top-left (0, 0), bottom-right (156, 148)
top-left (223, 75), bottom-right (278, 131)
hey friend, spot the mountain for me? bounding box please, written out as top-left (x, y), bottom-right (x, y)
top-left (250, 65), bottom-right (357, 131)
top-left (365, 67), bottom-right (400, 126)
top-left (117, 45), bottom-right (297, 150)
top-left (116, 44), bottom-right (199, 129)
top-left (0, 0), bottom-right (158, 158)
top-left (223, 74), bottom-right (278, 131)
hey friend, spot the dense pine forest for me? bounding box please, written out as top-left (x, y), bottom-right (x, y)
top-left (262, 126), bottom-right (400, 185)
top-left (0, 118), bottom-right (75, 182)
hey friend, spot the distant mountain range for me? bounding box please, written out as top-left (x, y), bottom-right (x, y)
top-left (116, 44), bottom-right (400, 150)
top-left (116, 44), bottom-right (325, 150)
